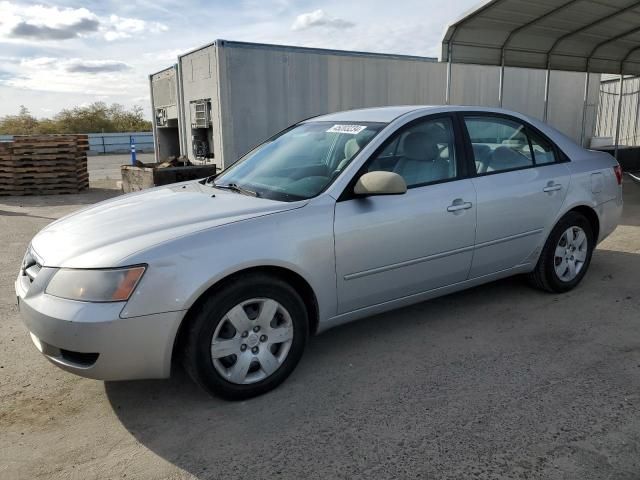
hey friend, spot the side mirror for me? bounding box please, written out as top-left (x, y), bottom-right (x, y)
top-left (354, 171), bottom-right (407, 196)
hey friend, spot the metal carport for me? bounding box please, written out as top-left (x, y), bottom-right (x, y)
top-left (441, 0), bottom-right (640, 156)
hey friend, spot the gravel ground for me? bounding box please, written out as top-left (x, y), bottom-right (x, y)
top-left (1, 162), bottom-right (639, 479)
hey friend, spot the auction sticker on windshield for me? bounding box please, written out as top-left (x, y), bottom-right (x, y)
top-left (326, 124), bottom-right (367, 134)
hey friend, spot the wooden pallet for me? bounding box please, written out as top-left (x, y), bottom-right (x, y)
top-left (0, 168), bottom-right (87, 176)
top-left (13, 134), bottom-right (86, 142)
top-left (12, 136), bottom-right (89, 151)
top-left (0, 135), bottom-right (89, 195)
top-left (5, 161), bottom-right (86, 169)
top-left (0, 160), bottom-right (87, 168)
top-left (0, 160), bottom-right (87, 170)
top-left (3, 178), bottom-right (87, 188)
top-left (0, 169), bottom-right (87, 178)
top-left (12, 147), bottom-right (79, 155)
top-left (1, 171), bottom-right (89, 181)
top-left (0, 179), bottom-right (89, 189)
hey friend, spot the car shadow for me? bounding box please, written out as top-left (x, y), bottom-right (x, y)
top-left (0, 209), bottom-right (58, 221)
top-left (104, 277), bottom-right (515, 475)
top-left (620, 183), bottom-right (640, 227)
top-left (104, 248), bottom-right (640, 478)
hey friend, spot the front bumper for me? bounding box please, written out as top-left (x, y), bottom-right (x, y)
top-left (15, 267), bottom-right (184, 381)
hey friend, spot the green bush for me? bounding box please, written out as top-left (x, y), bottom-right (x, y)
top-left (0, 103), bottom-right (152, 135)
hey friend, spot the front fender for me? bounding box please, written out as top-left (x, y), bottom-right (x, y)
top-left (119, 196), bottom-right (338, 326)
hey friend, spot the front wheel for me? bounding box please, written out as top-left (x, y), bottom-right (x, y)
top-left (528, 212), bottom-right (594, 293)
top-left (183, 274), bottom-right (308, 400)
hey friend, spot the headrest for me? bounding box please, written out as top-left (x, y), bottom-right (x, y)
top-left (344, 138), bottom-right (360, 159)
top-left (487, 146), bottom-right (530, 171)
top-left (403, 132), bottom-right (438, 161)
top-left (472, 144), bottom-right (490, 156)
top-left (424, 124), bottom-right (449, 144)
top-left (354, 130), bottom-right (375, 147)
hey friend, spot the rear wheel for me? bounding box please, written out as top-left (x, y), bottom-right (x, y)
top-left (528, 212), bottom-right (594, 293)
top-left (183, 274), bottom-right (308, 400)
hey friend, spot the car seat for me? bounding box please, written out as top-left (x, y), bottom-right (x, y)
top-left (393, 132), bottom-right (449, 185)
top-left (486, 146), bottom-right (532, 172)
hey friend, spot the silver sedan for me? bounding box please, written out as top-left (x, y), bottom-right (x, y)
top-left (16, 106), bottom-right (623, 399)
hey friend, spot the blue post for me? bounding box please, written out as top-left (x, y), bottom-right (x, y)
top-left (130, 135), bottom-right (137, 165)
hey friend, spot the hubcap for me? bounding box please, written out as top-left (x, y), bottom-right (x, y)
top-left (554, 226), bottom-right (588, 282)
top-left (210, 298), bottom-right (294, 385)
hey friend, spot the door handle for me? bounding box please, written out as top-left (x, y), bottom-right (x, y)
top-left (543, 183), bottom-right (562, 193)
top-left (447, 201), bottom-right (473, 212)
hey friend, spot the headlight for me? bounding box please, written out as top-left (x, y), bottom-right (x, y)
top-left (45, 266), bottom-right (146, 302)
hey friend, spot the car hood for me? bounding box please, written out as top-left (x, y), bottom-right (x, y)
top-left (31, 181), bottom-right (304, 268)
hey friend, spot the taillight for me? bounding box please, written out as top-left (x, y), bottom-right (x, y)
top-left (614, 165), bottom-right (623, 185)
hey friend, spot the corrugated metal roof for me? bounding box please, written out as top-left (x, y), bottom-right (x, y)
top-left (441, 0), bottom-right (640, 75)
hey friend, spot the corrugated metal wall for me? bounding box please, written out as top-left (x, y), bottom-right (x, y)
top-left (217, 43), bottom-right (600, 164)
top-left (596, 77), bottom-right (640, 146)
top-left (452, 66), bottom-right (600, 143)
top-left (173, 41), bottom-right (602, 166)
top-left (218, 45), bottom-right (446, 164)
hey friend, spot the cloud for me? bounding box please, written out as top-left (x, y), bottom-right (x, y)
top-left (9, 18), bottom-right (99, 40)
top-left (0, 1), bottom-right (167, 43)
top-left (0, 2), bottom-right (99, 41)
top-left (65, 60), bottom-right (132, 74)
top-left (0, 70), bottom-right (15, 83)
top-left (20, 57), bottom-right (58, 68)
top-left (291, 9), bottom-right (354, 31)
top-left (4, 57), bottom-right (137, 96)
top-left (103, 15), bottom-right (168, 41)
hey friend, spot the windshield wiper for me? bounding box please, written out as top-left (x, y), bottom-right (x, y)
top-left (213, 182), bottom-right (259, 197)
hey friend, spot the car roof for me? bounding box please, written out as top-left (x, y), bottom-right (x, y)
top-left (308, 105), bottom-right (564, 123)
top-left (308, 106), bottom-right (432, 123)
top-left (306, 105), bottom-right (584, 156)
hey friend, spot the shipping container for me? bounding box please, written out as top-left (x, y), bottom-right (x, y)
top-left (163, 40), bottom-right (600, 168)
top-left (149, 65), bottom-right (183, 162)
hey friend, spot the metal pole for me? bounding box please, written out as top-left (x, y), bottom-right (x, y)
top-left (130, 135), bottom-right (137, 165)
top-left (543, 68), bottom-right (551, 122)
top-left (580, 71), bottom-right (590, 147)
top-left (634, 78), bottom-right (640, 146)
top-left (445, 53), bottom-right (452, 105)
top-left (614, 74), bottom-right (624, 160)
top-left (498, 59), bottom-right (505, 107)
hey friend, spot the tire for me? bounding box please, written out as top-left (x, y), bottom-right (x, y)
top-left (183, 273), bottom-right (309, 400)
top-left (528, 211), bottom-right (594, 293)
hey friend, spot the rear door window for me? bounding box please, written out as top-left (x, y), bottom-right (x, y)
top-left (464, 115), bottom-right (561, 173)
top-left (528, 129), bottom-right (557, 165)
top-left (464, 116), bottom-right (533, 174)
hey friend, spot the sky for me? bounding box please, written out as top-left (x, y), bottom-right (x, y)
top-left (0, 0), bottom-right (480, 119)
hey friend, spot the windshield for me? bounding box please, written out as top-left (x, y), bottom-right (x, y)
top-left (211, 121), bottom-right (385, 201)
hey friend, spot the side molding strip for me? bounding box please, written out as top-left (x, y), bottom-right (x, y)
top-left (344, 228), bottom-right (543, 281)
